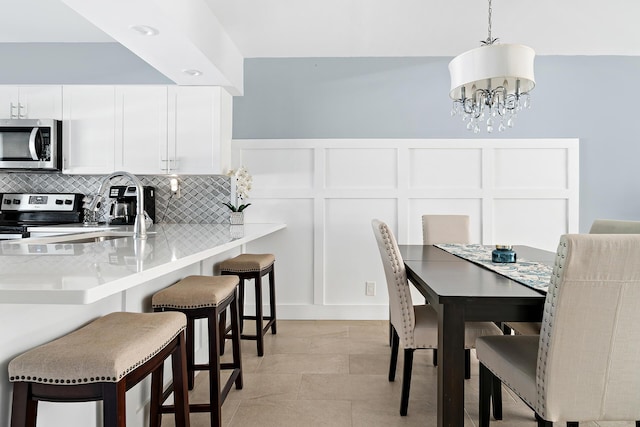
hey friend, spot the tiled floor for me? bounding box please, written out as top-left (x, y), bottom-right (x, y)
top-left (163, 320), bottom-right (635, 427)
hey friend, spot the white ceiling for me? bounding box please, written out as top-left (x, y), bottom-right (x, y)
top-left (2, 0), bottom-right (639, 91)
top-left (205, 0), bottom-right (640, 57)
top-left (3, 0), bottom-right (640, 56)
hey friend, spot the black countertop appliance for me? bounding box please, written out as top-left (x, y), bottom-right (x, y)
top-left (108, 185), bottom-right (155, 225)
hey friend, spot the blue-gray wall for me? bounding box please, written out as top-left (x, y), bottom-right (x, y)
top-left (0, 43), bottom-right (171, 84)
top-left (0, 47), bottom-right (637, 231)
top-left (233, 57), bottom-right (640, 232)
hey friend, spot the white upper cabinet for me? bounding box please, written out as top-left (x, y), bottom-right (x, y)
top-left (62, 86), bottom-right (116, 174)
top-left (114, 86), bottom-right (168, 174)
top-left (168, 86), bottom-right (232, 175)
top-left (61, 85), bottom-right (232, 175)
top-left (0, 86), bottom-right (62, 120)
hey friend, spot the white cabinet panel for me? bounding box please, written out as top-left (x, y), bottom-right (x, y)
top-left (0, 86), bottom-right (62, 120)
top-left (62, 86), bottom-right (116, 174)
top-left (115, 86), bottom-right (168, 174)
top-left (169, 86), bottom-right (231, 174)
top-left (62, 85), bottom-right (231, 175)
top-left (0, 86), bottom-right (16, 118)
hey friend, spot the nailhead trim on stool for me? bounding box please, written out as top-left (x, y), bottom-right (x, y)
top-left (152, 275), bottom-right (243, 427)
top-left (8, 311), bottom-right (190, 427)
top-left (219, 254), bottom-right (277, 357)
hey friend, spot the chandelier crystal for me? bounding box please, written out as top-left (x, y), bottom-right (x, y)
top-left (448, 0), bottom-right (535, 133)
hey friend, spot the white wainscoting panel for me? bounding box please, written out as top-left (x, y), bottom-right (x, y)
top-left (246, 148), bottom-right (315, 190)
top-left (410, 148), bottom-right (482, 189)
top-left (325, 198), bottom-right (397, 305)
top-left (493, 199), bottom-right (569, 251)
top-left (326, 148), bottom-right (397, 189)
top-left (232, 139), bottom-right (579, 320)
top-left (494, 148), bottom-right (568, 189)
top-left (244, 198), bottom-right (315, 306)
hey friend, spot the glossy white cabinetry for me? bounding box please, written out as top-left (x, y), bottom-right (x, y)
top-left (0, 85), bottom-right (62, 119)
top-left (167, 86), bottom-right (232, 174)
top-left (62, 85), bottom-right (231, 175)
top-left (115, 86), bottom-right (169, 174)
top-left (62, 85), bottom-right (116, 174)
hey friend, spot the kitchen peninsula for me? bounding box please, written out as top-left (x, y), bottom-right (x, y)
top-left (0, 222), bottom-right (285, 426)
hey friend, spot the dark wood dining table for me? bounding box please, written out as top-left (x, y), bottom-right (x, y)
top-left (398, 244), bottom-right (554, 427)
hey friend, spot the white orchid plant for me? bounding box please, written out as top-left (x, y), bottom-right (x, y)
top-left (224, 166), bottom-right (253, 212)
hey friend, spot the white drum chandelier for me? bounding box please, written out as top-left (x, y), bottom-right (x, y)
top-left (449, 0), bottom-right (536, 133)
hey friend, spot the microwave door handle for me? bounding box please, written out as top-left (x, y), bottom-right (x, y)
top-left (28, 127), bottom-right (39, 160)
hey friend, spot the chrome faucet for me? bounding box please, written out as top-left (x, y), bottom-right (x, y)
top-left (85, 171), bottom-right (147, 239)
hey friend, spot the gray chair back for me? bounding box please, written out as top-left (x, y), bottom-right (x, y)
top-left (589, 219), bottom-right (640, 234)
top-left (422, 214), bottom-right (470, 244)
top-left (536, 234), bottom-right (640, 421)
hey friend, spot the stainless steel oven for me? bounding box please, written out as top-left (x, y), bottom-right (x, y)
top-left (0, 193), bottom-right (84, 240)
top-left (0, 119), bottom-right (62, 170)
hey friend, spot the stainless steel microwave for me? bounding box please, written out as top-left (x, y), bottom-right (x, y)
top-left (0, 119), bottom-right (62, 171)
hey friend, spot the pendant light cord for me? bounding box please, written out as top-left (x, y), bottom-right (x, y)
top-left (488, 0), bottom-right (492, 42)
top-left (483, 0), bottom-right (498, 45)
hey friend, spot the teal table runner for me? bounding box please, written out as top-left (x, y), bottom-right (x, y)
top-left (434, 244), bottom-right (552, 293)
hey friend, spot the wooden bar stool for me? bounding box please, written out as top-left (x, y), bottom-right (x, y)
top-left (220, 253), bottom-right (276, 357)
top-left (9, 311), bottom-right (190, 427)
top-left (151, 275), bottom-right (242, 427)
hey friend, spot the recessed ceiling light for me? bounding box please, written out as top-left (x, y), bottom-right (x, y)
top-left (182, 69), bottom-right (203, 77)
top-left (129, 25), bottom-right (159, 36)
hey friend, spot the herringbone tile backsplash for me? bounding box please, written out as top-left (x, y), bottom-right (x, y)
top-left (0, 173), bottom-right (232, 223)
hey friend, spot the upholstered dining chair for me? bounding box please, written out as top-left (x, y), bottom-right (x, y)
top-left (477, 234), bottom-right (640, 427)
top-left (589, 218), bottom-right (640, 234)
top-left (506, 218), bottom-right (640, 337)
top-left (422, 214), bottom-right (470, 244)
top-left (372, 219), bottom-right (502, 416)
top-left (421, 214), bottom-right (473, 374)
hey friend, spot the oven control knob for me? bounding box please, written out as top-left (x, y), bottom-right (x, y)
top-left (3, 199), bottom-right (10, 205)
top-left (55, 199), bottom-right (63, 205)
top-left (64, 200), bottom-right (72, 205)
top-left (12, 199), bottom-right (20, 204)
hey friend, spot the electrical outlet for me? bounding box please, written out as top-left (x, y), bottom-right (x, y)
top-left (365, 281), bottom-right (376, 296)
top-left (169, 177), bottom-right (181, 198)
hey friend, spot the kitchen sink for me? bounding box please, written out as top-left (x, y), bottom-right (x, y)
top-left (55, 234), bottom-right (127, 244)
top-left (19, 231), bottom-right (141, 245)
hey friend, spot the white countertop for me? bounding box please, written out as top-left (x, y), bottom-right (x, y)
top-left (0, 223), bottom-right (285, 305)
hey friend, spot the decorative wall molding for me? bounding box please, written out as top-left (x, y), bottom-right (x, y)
top-left (235, 138), bottom-right (579, 320)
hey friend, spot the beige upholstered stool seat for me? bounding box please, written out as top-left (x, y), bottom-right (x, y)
top-left (220, 253), bottom-right (277, 356)
top-left (152, 275), bottom-right (243, 427)
top-left (9, 311), bottom-right (190, 427)
top-left (219, 253), bottom-right (275, 273)
top-left (9, 311), bottom-right (186, 385)
top-left (152, 275), bottom-right (239, 309)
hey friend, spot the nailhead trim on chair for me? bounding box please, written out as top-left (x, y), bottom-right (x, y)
top-left (9, 312), bottom-right (186, 386)
top-left (219, 254), bottom-right (275, 273)
top-left (536, 237), bottom-right (568, 418)
top-left (9, 327), bottom-right (186, 385)
top-left (378, 222), bottom-right (416, 348)
top-left (152, 275), bottom-right (239, 310)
